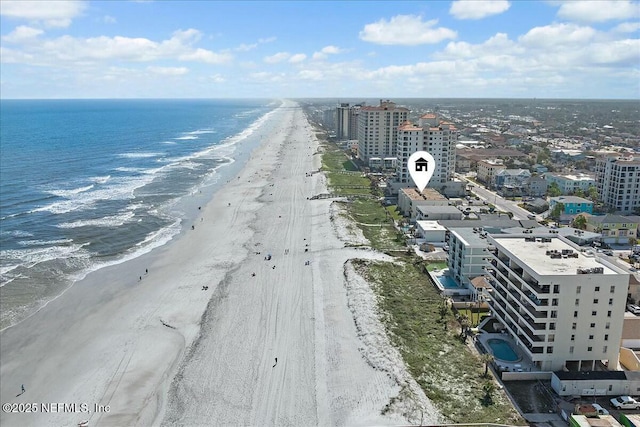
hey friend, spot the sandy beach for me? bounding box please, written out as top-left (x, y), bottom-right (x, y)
top-left (0, 101), bottom-right (441, 426)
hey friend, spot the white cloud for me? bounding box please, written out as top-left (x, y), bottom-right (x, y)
top-left (209, 73), bottom-right (225, 83)
top-left (147, 66), bottom-right (188, 76)
top-left (1, 29), bottom-right (232, 65)
top-left (0, 0), bottom-right (86, 28)
top-left (103, 15), bottom-right (116, 24)
top-left (235, 43), bottom-right (258, 52)
top-left (612, 21), bottom-right (640, 32)
top-left (320, 45), bottom-right (344, 54)
top-left (359, 14), bottom-right (457, 45)
top-left (264, 52), bottom-right (290, 63)
top-left (519, 23), bottom-right (597, 48)
top-left (556, 0), bottom-right (640, 23)
top-left (449, 0), bottom-right (511, 20)
top-left (289, 53), bottom-right (306, 63)
top-left (2, 25), bottom-right (44, 43)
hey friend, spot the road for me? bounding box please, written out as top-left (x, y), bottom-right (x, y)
top-left (458, 174), bottom-right (540, 221)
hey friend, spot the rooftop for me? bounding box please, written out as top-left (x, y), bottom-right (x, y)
top-left (416, 205), bottom-right (463, 214)
top-left (399, 187), bottom-right (447, 201)
top-left (550, 196), bottom-right (593, 204)
top-left (450, 227), bottom-right (490, 247)
top-left (490, 235), bottom-right (620, 276)
top-left (416, 220), bottom-right (447, 231)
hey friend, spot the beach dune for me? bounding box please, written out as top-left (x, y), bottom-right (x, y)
top-left (0, 101), bottom-right (440, 427)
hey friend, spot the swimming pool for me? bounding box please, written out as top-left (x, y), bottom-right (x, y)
top-left (487, 338), bottom-right (520, 362)
top-left (437, 275), bottom-right (461, 289)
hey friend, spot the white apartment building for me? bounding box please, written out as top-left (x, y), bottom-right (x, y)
top-left (486, 234), bottom-right (629, 372)
top-left (396, 113), bottom-right (457, 187)
top-left (595, 156), bottom-right (640, 214)
top-left (544, 173), bottom-right (596, 195)
top-left (447, 228), bottom-right (490, 291)
top-left (356, 100), bottom-right (409, 162)
top-left (477, 159), bottom-right (506, 187)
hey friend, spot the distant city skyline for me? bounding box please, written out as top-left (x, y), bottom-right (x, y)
top-left (1, 0), bottom-right (639, 99)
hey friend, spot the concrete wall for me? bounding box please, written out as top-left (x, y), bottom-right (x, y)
top-left (619, 347), bottom-right (640, 371)
top-left (502, 371), bottom-right (552, 381)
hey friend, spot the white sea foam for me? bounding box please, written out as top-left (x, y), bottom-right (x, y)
top-left (32, 175), bottom-right (157, 215)
top-left (2, 243), bottom-right (91, 270)
top-left (160, 141), bottom-right (177, 145)
top-left (90, 175), bottom-right (111, 184)
top-left (1, 230), bottom-right (34, 238)
top-left (57, 211), bottom-right (135, 229)
top-left (18, 238), bottom-right (74, 246)
top-left (185, 129), bottom-right (215, 135)
top-left (48, 185), bottom-right (94, 198)
top-left (175, 136), bottom-right (198, 140)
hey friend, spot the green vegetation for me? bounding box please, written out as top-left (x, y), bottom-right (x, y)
top-left (385, 205), bottom-right (403, 221)
top-left (318, 136), bottom-right (524, 425)
top-left (425, 261), bottom-right (448, 272)
top-left (355, 259), bottom-right (523, 424)
top-left (456, 307), bottom-right (490, 327)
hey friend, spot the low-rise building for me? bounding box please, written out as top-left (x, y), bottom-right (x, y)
top-left (581, 214), bottom-right (640, 245)
top-left (397, 187), bottom-right (448, 221)
top-left (415, 220), bottom-right (447, 242)
top-left (545, 173), bottom-right (596, 195)
top-left (416, 205), bottom-right (463, 221)
top-left (524, 175), bottom-right (548, 197)
top-left (549, 196), bottom-right (594, 215)
top-left (477, 159), bottom-right (506, 187)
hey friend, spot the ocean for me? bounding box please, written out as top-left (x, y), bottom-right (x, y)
top-left (0, 99), bottom-right (279, 330)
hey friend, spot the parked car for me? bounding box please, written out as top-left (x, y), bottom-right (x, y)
top-left (610, 395), bottom-right (640, 410)
top-left (627, 304), bottom-right (640, 315)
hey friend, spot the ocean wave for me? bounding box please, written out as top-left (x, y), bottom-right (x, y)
top-left (48, 185), bottom-right (95, 198)
top-left (174, 136), bottom-right (198, 140)
top-left (2, 242), bottom-right (91, 271)
top-left (160, 141), bottom-right (177, 145)
top-left (0, 229), bottom-right (34, 238)
top-left (18, 238), bottom-right (74, 246)
top-left (185, 129), bottom-right (216, 135)
top-left (57, 211), bottom-right (135, 229)
top-left (90, 175), bottom-right (111, 184)
top-left (32, 175), bottom-right (157, 215)
top-left (118, 152), bottom-right (164, 159)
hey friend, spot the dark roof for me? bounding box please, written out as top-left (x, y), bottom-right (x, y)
top-left (553, 370), bottom-right (627, 381)
top-left (587, 214), bottom-right (640, 224)
top-left (438, 219), bottom-right (520, 230)
top-left (518, 220), bottom-right (540, 228)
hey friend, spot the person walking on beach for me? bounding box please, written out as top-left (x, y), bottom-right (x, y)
top-left (272, 358), bottom-right (277, 368)
top-left (21, 384), bottom-right (25, 393)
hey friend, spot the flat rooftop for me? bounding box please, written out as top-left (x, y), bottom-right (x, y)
top-left (450, 228), bottom-right (489, 247)
top-left (491, 236), bottom-right (619, 276)
top-left (400, 187), bottom-right (447, 201)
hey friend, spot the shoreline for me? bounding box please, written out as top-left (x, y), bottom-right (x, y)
top-left (0, 101), bottom-right (442, 426)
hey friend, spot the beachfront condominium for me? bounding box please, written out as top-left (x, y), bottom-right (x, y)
top-left (595, 156), bottom-right (640, 214)
top-left (336, 103), bottom-right (362, 141)
top-left (396, 113), bottom-right (457, 187)
top-left (356, 100), bottom-right (409, 162)
top-left (485, 234), bottom-right (629, 372)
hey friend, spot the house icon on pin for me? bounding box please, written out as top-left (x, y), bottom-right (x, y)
top-left (415, 157), bottom-right (429, 172)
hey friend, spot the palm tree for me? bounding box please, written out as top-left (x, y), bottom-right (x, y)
top-left (481, 353), bottom-right (495, 377)
top-left (457, 315), bottom-right (470, 340)
top-left (482, 381), bottom-right (496, 405)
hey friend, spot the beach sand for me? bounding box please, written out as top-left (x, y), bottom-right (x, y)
top-left (0, 101), bottom-right (441, 426)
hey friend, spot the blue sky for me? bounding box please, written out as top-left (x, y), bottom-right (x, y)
top-left (1, 0), bottom-right (639, 99)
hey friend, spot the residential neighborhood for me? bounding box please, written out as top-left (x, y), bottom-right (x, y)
top-left (305, 98), bottom-right (640, 426)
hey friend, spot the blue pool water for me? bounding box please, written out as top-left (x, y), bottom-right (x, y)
top-left (487, 338), bottom-right (520, 362)
top-left (437, 275), bottom-right (461, 289)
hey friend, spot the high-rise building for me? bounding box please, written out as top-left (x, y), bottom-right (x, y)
top-left (356, 100), bottom-right (409, 162)
top-left (396, 113), bottom-right (457, 187)
top-left (485, 234), bottom-right (628, 372)
top-left (335, 103), bottom-right (362, 141)
top-left (595, 156), bottom-right (640, 214)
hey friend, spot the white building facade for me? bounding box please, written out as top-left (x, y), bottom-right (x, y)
top-left (544, 173), bottom-right (596, 195)
top-left (595, 156), bottom-right (640, 214)
top-left (396, 114), bottom-right (457, 188)
top-left (356, 100), bottom-right (409, 162)
top-left (447, 228), bottom-right (491, 291)
top-left (485, 234), bottom-right (629, 372)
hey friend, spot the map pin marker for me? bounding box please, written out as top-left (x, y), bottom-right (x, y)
top-left (408, 151), bottom-right (435, 193)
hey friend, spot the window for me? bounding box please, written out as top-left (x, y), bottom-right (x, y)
top-left (572, 323), bottom-right (577, 330)
top-left (569, 346), bottom-right (574, 354)
top-left (603, 346), bottom-right (608, 353)
top-left (547, 346), bottom-right (553, 354)
top-left (595, 286), bottom-right (600, 292)
top-left (593, 299), bottom-right (599, 304)
top-left (589, 335), bottom-right (594, 339)
top-left (605, 334), bottom-right (609, 341)
top-left (552, 298), bottom-right (558, 306)
top-left (590, 323), bottom-right (595, 328)
top-left (588, 346), bottom-right (592, 351)
top-left (592, 311), bottom-right (597, 316)
top-left (609, 298), bottom-right (613, 305)
top-left (574, 311), bottom-right (578, 318)
top-left (577, 286), bottom-right (581, 294)
top-left (571, 334), bottom-right (575, 341)
top-left (610, 285), bottom-right (615, 293)
top-left (607, 310), bottom-right (612, 317)
top-left (606, 322), bottom-right (610, 329)
top-left (575, 299), bottom-right (580, 306)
